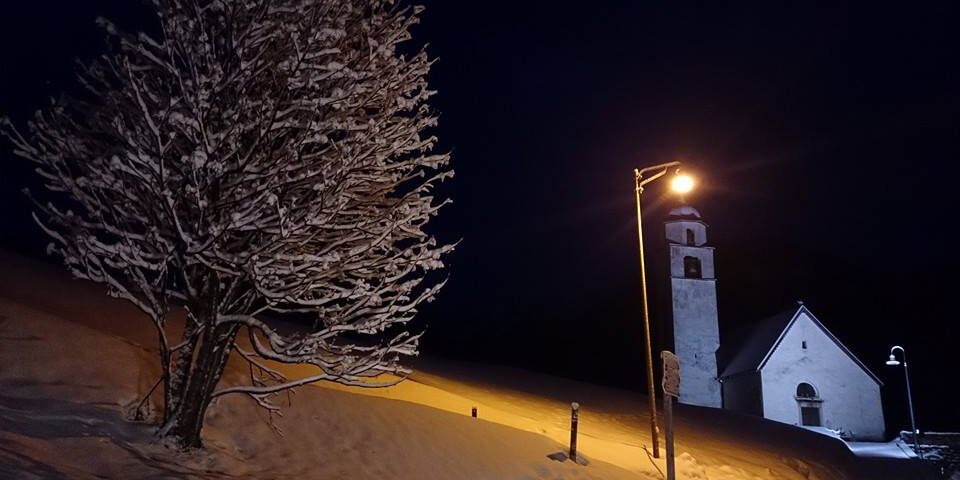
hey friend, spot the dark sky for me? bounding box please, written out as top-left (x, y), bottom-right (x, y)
top-left (1, 2), bottom-right (958, 434)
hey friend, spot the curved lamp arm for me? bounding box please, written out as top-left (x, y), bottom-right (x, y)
top-left (890, 345), bottom-right (907, 364)
top-left (635, 161), bottom-right (681, 188)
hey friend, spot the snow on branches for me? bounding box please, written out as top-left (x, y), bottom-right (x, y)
top-left (3, 0), bottom-right (452, 446)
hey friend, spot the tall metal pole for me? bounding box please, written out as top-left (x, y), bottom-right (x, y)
top-left (899, 348), bottom-right (921, 459)
top-left (634, 169), bottom-right (660, 459)
top-left (903, 362), bottom-right (921, 458)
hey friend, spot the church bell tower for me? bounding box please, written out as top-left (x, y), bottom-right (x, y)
top-left (665, 204), bottom-right (722, 407)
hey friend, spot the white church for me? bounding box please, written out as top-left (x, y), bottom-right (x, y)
top-left (663, 205), bottom-right (886, 440)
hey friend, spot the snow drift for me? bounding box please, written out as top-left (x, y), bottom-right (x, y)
top-left (0, 251), bottom-right (931, 479)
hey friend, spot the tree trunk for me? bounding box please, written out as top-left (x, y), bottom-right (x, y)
top-left (164, 319), bottom-right (198, 424)
top-left (160, 322), bottom-right (239, 448)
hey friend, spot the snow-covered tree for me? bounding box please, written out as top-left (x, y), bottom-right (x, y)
top-left (3, 0), bottom-right (452, 448)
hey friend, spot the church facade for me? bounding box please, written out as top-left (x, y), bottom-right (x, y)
top-left (663, 205), bottom-right (885, 440)
top-left (719, 305), bottom-right (885, 440)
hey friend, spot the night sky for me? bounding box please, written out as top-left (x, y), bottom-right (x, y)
top-left (2, 2), bottom-right (958, 434)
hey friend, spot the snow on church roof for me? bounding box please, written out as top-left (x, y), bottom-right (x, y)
top-left (720, 304), bottom-right (883, 385)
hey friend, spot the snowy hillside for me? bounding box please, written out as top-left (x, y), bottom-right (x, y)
top-left (0, 252), bottom-right (931, 479)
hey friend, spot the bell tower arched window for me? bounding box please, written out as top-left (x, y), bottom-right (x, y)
top-left (686, 228), bottom-right (696, 246)
top-left (683, 256), bottom-right (702, 279)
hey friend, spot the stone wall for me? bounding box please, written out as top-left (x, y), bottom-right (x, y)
top-left (902, 432), bottom-right (960, 479)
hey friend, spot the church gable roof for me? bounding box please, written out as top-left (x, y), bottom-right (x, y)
top-left (720, 308), bottom-right (797, 378)
top-left (720, 305), bottom-right (883, 386)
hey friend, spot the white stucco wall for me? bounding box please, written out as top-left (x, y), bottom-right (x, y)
top-left (667, 218), bottom-right (721, 408)
top-left (665, 221), bottom-right (707, 246)
top-left (671, 277), bottom-right (722, 407)
top-left (760, 312), bottom-right (885, 440)
top-left (668, 244), bottom-right (715, 279)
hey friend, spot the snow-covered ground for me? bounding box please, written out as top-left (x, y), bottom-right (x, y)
top-left (0, 251), bottom-right (933, 479)
top-left (846, 440), bottom-right (916, 459)
top-left (800, 426), bottom-right (918, 459)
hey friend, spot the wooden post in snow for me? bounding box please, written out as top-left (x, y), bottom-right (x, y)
top-left (663, 391), bottom-right (675, 480)
top-left (569, 402), bottom-right (580, 462)
top-left (661, 351), bottom-right (680, 480)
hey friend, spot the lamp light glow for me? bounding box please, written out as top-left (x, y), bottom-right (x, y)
top-left (886, 354), bottom-right (900, 366)
top-left (670, 173), bottom-right (695, 194)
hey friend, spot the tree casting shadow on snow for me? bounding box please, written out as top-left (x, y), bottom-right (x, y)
top-left (546, 450), bottom-right (589, 466)
top-left (0, 389), bottom-right (224, 478)
top-left (0, 446), bottom-right (67, 480)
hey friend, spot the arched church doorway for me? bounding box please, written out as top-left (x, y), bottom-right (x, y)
top-left (796, 382), bottom-right (822, 426)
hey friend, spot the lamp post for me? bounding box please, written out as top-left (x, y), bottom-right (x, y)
top-left (886, 345), bottom-right (921, 459)
top-left (633, 161), bottom-right (695, 459)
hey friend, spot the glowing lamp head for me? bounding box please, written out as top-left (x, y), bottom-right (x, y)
top-left (670, 173), bottom-right (696, 195)
top-left (886, 354), bottom-right (900, 366)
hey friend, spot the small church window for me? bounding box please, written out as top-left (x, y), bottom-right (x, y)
top-left (796, 383), bottom-right (817, 398)
top-left (685, 228), bottom-right (696, 246)
top-left (802, 340), bottom-right (807, 349)
top-left (683, 256), bottom-right (702, 279)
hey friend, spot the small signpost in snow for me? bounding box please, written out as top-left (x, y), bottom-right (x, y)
top-left (569, 402), bottom-right (580, 462)
top-left (661, 351), bottom-right (680, 480)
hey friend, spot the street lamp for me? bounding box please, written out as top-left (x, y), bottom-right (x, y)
top-left (670, 173), bottom-right (696, 195)
top-left (886, 345), bottom-right (921, 459)
top-left (633, 161), bottom-right (695, 459)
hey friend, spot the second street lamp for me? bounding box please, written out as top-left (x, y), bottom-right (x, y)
top-left (886, 345), bottom-right (922, 459)
top-left (633, 161), bottom-right (695, 459)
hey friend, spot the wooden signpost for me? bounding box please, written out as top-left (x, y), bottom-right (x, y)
top-left (661, 350), bottom-right (680, 480)
top-left (569, 402), bottom-right (580, 462)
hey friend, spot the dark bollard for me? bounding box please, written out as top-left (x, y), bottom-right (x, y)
top-left (471, 406), bottom-right (477, 418)
top-left (569, 402), bottom-right (580, 462)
